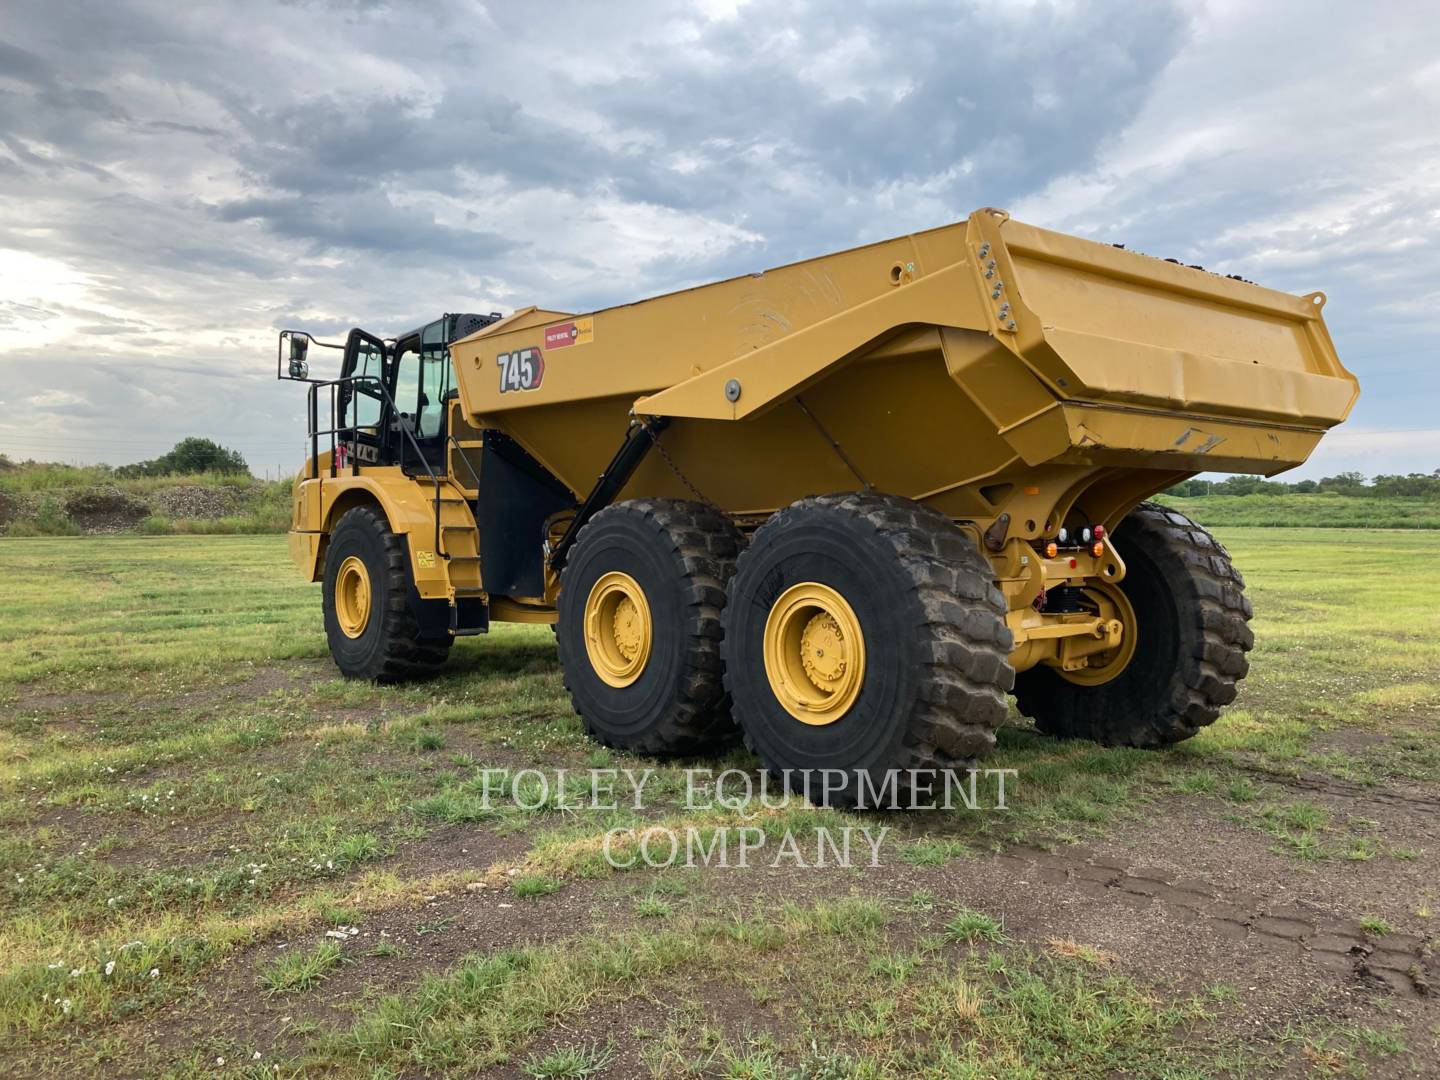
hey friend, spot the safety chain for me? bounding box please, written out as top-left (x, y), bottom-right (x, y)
top-left (639, 417), bottom-right (725, 514)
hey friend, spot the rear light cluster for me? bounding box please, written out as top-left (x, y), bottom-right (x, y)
top-left (1043, 524), bottom-right (1106, 560)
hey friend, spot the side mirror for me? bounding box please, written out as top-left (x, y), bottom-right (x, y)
top-left (288, 335), bottom-right (310, 379)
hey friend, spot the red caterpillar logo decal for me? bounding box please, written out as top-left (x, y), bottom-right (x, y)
top-left (496, 347), bottom-right (544, 393)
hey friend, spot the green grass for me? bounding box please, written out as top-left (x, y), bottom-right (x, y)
top-left (522, 1040), bottom-right (615, 1078)
top-left (1358, 915), bottom-right (1392, 937)
top-left (257, 940), bottom-right (344, 994)
top-left (634, 892), bottom-right (673, 918)
top-left (0, 528), bottom-right (1435, 1077)
top-left (514, 874), bottom-right (565, 898)
top-left (944, 906), bottom-right (1007, 944)
top-left (1159, 492), bottom-right (1440, 529)
top-left (0, 460), bottom-right (251, 495)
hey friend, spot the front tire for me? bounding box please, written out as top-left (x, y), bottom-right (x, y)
top-left (722, 493), bottom-right (1014, 806)
top-left (322, 506), bottom-right (452, 682)
top-left (556, 499), bottom-right (742, 754)
top-left (1013, 502), bottom-right (1253, 746)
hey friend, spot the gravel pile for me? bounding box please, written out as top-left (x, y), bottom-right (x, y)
top-left (0, 482), bottom-right (260, 535)
top-left (147, 485), bottom-right (249, 519)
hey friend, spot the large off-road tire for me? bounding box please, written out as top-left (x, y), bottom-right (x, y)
top-left (322, 506), bottom-right (452, 682)
top-left (721, 492), bottom-right (1014, 806)
top-left (1013, 502), bottom-right (1253, 747)
top-left (556, 499), bottom-right (743, 754)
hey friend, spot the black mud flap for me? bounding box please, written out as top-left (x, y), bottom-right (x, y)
top-left (475, 431), bottom-right (576, 597)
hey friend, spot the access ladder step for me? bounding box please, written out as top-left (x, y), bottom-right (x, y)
top-left (449, 592), bottom-right (489, 637)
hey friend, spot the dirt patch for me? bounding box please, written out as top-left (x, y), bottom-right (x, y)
top-left (381, 821), bottom-right (534, 881)
top-left (12, 662), bottom-right (332, 723)
top-left (123, 660), bottom-right (333, 718)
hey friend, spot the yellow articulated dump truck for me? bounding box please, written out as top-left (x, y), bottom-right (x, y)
top-left (277, 208), bottom-right (1357, 797)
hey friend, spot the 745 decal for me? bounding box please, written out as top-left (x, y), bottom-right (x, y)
top-left (496, 347), bottom-right (544, 393)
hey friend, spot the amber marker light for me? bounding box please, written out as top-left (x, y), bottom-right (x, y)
top-left (1045, 542), bottom-right (1058, 558)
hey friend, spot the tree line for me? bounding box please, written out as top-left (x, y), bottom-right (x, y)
top-left (1167, 470), bottom-right (1440, 498)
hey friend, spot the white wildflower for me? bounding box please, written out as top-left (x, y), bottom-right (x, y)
top-left (104, 960), bottom-right (116, 976)
top-left (69, 967), bottom-right (82, 978)
top-left (60, 998), bottom-right (72, 1014)
top-left (148, 967), bottom-right (159, 979)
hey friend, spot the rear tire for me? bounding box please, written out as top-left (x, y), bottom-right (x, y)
top-left (556, 499), bottom-right (743, 754)
top-left (722, 493), bottom-right (1014, 807)
top-left (1013, 502), bottom-right (1253, 746)
top-left (323, 506), bottom-right (452, 682)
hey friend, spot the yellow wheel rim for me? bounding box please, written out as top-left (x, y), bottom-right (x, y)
top-left (1058, 581), bottom-right (1138, 686)
top-left (584, 571), bottom-right (652, 687)
top-left (335, 555), bottom-right (373, 639)
top-left (763, 582), bottom-right (866, 725)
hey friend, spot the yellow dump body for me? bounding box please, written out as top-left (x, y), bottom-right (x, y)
top-left (449, 208), bottom-right (1356, 541)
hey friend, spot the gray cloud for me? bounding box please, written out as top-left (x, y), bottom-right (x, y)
top-left (0, 0), bottom-right (1436, 478)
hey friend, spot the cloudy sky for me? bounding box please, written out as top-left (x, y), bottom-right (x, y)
top-left (1, 0), bottom-right (1436, 479)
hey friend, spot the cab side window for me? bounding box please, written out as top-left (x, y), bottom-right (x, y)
top-left (418, 321), bottom-right (450, 439)
top-left (392, 345), bottom-right (421, 433)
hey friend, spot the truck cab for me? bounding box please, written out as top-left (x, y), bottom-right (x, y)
top-left (277, 308), bottom-right (572, 661)
top-left (289, 312), bottom-right (501, 474)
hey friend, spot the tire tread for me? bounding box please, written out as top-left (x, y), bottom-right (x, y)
top-left (1012, 501), bottom-right (1252, 746)
top-left (724, 492), bottom-right (1014, 784)
top-left (558, 499), bottom-right (743, 754)
top-left (325, 506), bottom-right (452, 683)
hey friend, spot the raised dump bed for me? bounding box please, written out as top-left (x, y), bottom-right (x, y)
top-left (282, 208), bottom-right (1358, 804)
top-left (450, 207), bottom-right (1355, 527)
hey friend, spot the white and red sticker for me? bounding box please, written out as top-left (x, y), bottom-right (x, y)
top-left (543, 316), bottom-right (593, 350)
top-left (497, 347), bottom-right (545, 393)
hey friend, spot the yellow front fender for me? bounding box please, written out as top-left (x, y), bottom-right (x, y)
top-left (289, 468), bottom-right (469, 600)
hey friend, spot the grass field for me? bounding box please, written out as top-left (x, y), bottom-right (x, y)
top-left (1, 530), bottom-right (1437, 1077)
top-left (1160, 493), bottom-right (1440, 530)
